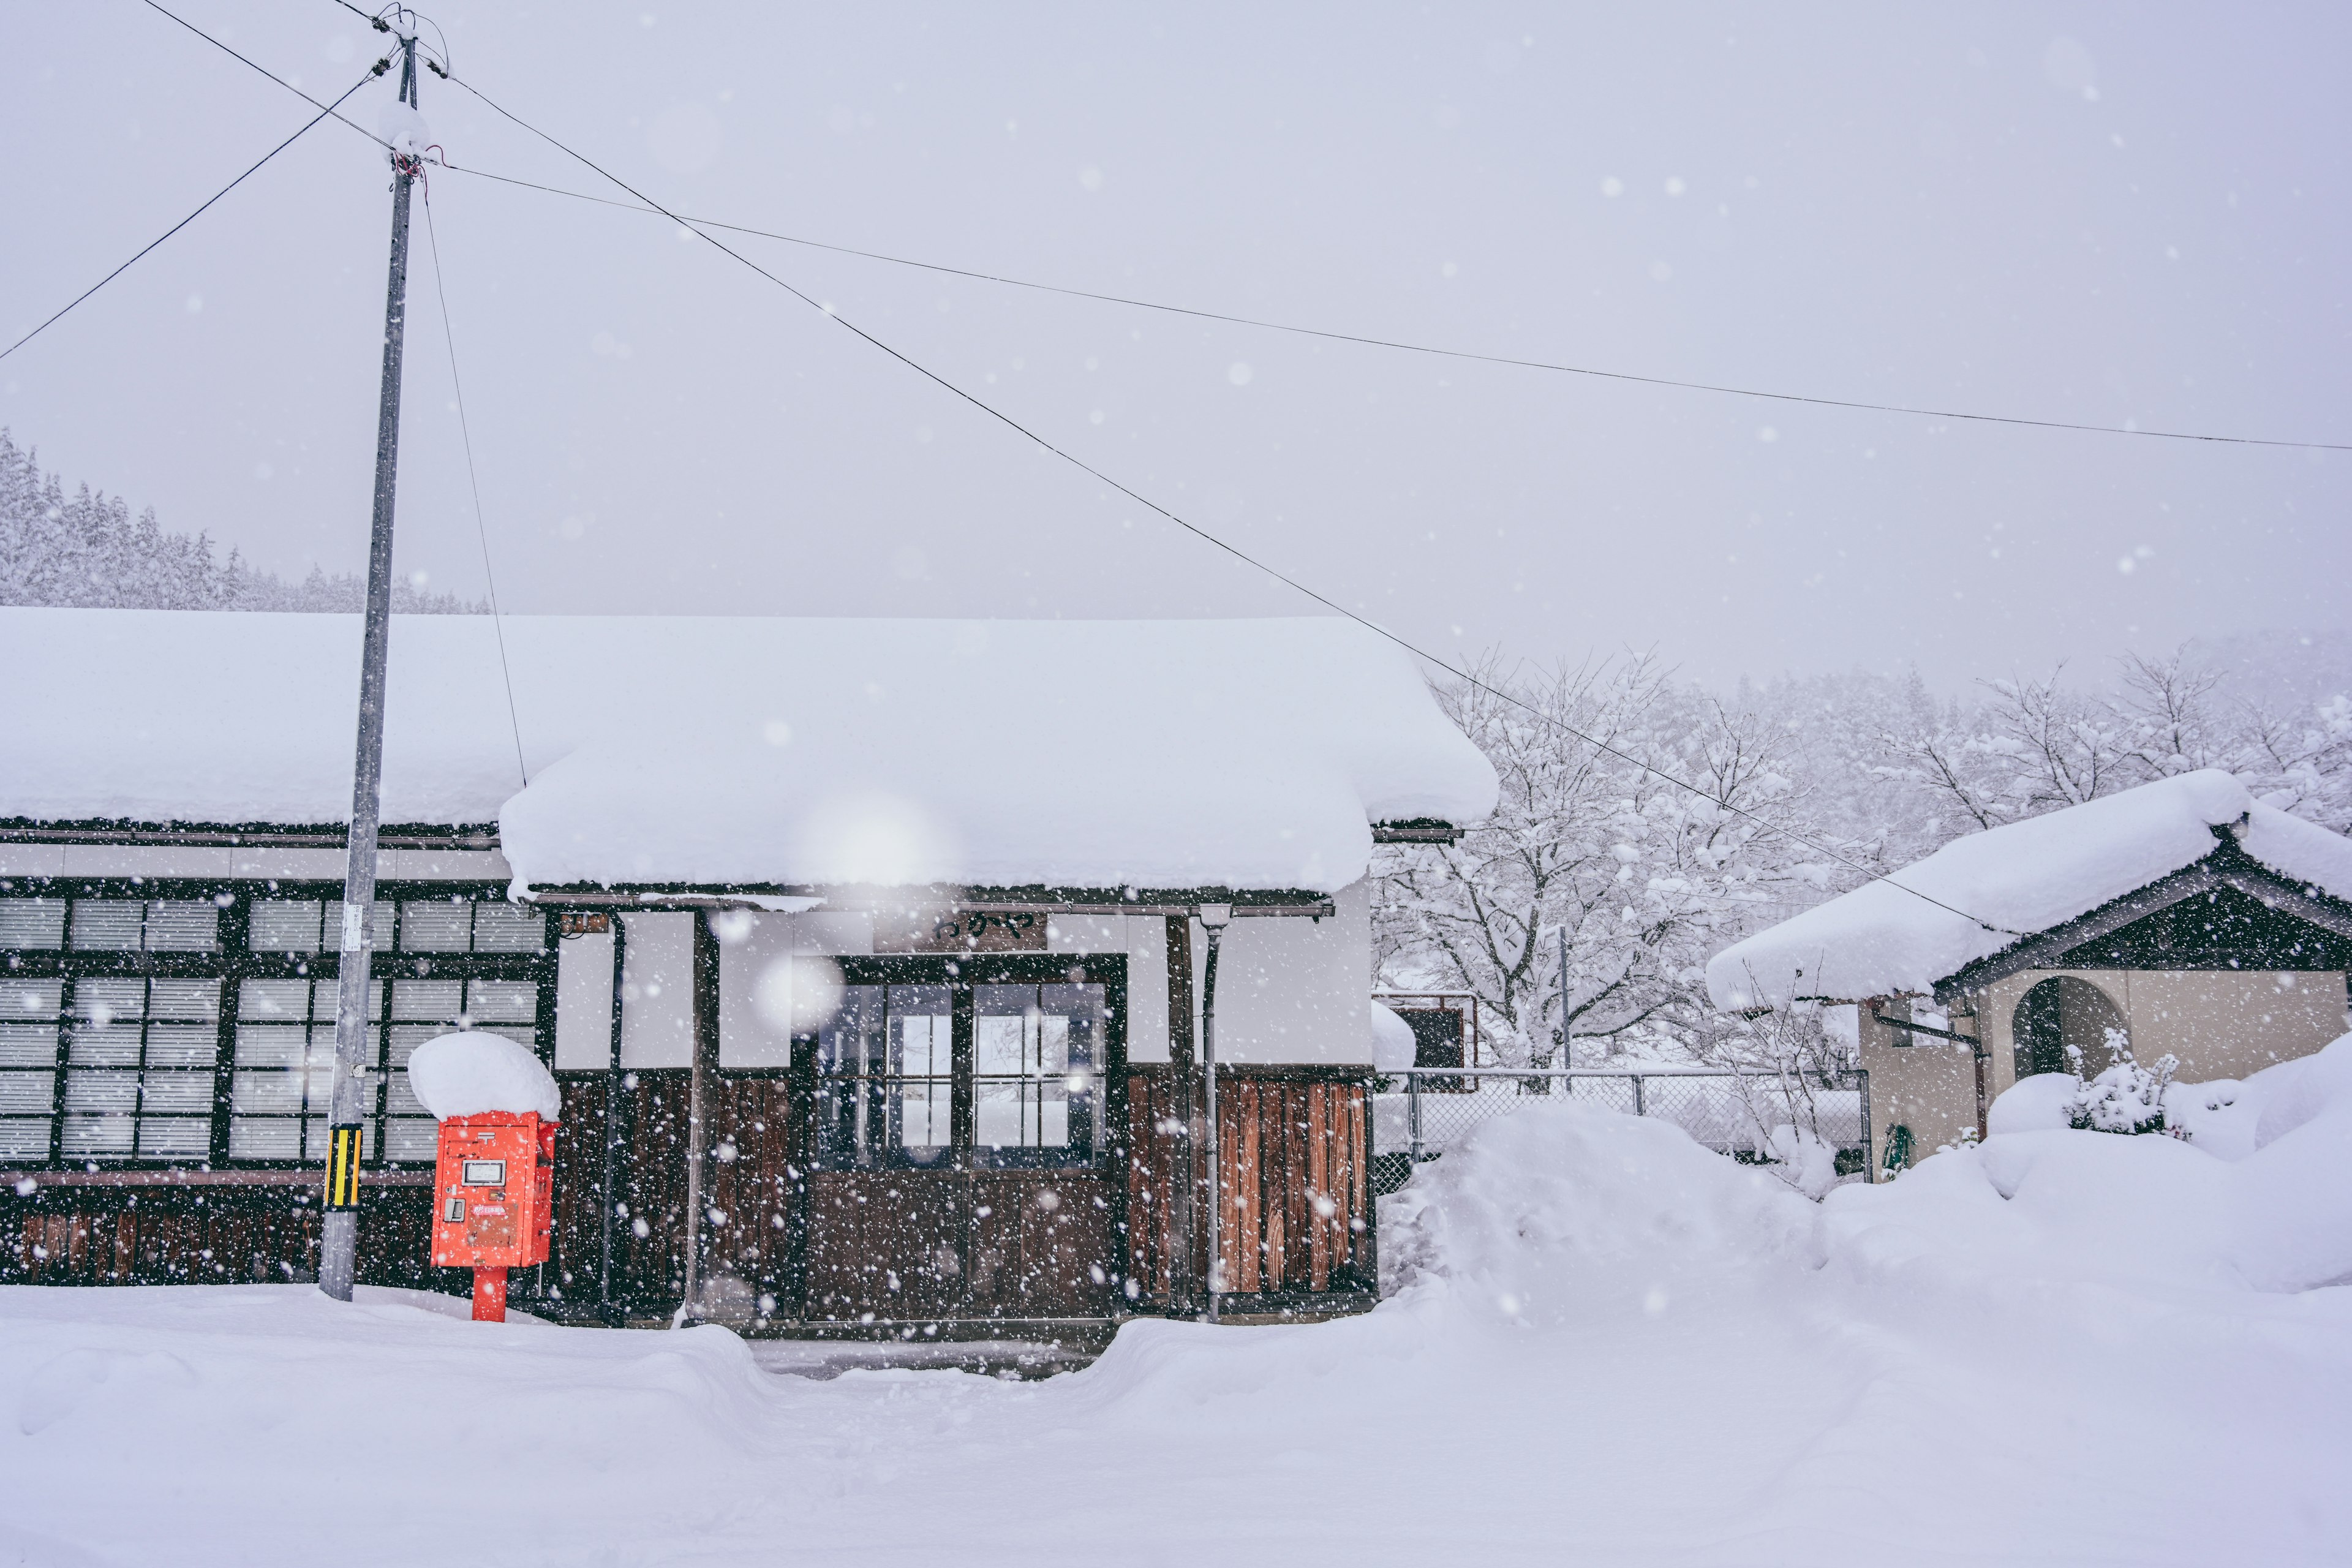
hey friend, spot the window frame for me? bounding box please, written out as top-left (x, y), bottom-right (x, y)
top-left (0, 875), bottom-right (556, 1173)
top-left (798, 952), bottom-right (1126, 1174)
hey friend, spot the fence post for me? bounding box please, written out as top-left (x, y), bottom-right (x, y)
top-left (1855, 1068), bottom-right (1874, 1185)
top-left (1631, 1074), bottom-right (1646, 1117)
top-left (1407, 1071), bottom-right (1425, 1164)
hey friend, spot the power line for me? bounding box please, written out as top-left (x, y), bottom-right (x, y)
top-left (171, 0), bottom-right (2342, 454)
top-left (0, 62), bottom-right (386, 364)
top-left (141, 0), bottom-right (390, 153)
top-left (432, 168), bottom-right (2349, 456)
top-left (418, 187), bottom-right (530, 790)
top-left (443, 70), bottom-right (2016, 939)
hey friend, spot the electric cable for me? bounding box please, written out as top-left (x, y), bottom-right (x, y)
top-left (174, 0), bottom-right (2340, 453)
top-left (418, 187), bottom-right (530, 789)
top-left (0, 63), bottom-right (387, 364)
top-left (443, 70), bottom-right (2019, 938)
top-left (141, 0), bottom-right (392, 153)
top-left (431, 169), bottom-right (2349, 456)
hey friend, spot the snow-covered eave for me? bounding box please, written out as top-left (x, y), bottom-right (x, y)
top-left (516, 880), bottom-right (1344, 918)
top-left (0, 817), bottom-right (499, 850)
top-left (1929, 840), bottom-right (2352, 1004)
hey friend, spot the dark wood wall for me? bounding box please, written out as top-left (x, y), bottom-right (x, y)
top-left (4, 1182), bottom-right (452, 1292)
top-left (4, 1062), bottom-right (1377, 1319)
top-left (1125, 1066), bottom-right (1374, 1305)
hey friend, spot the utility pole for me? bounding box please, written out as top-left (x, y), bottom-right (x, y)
top-left (320, 17), bottom-right (426, 1302)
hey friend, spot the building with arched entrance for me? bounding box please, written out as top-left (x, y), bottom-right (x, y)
top-left (1705, 771), bottom-right (2352, 1174)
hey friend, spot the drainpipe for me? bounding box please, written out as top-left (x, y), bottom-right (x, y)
top-left (1197, 902), bottom-right (1232, 1324)
top-left (602, 914), bottom-right (627, 1326)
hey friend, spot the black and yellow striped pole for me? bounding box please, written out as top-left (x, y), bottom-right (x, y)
top-left (325, 1123), bottom-right (366, 1214)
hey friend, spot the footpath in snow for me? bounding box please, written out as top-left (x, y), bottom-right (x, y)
top-left (5, 1042), bottom-right (2352, 1566)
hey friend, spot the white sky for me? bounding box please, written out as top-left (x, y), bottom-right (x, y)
top-left (4, 2), bottom-right (2346, 688)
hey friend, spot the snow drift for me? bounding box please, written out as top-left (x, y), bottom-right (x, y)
top-left (4, 1046), bottom-right (2350, 1564)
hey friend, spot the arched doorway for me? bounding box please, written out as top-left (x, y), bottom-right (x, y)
top-left (2012, 976), bottom-right (2127, 1080)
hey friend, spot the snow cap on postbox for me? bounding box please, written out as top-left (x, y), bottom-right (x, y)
top-left (407, 1031), bottom-right (560, 1121)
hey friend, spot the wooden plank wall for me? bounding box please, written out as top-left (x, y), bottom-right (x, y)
top-left (2, 1187), bottom-right (447, 1291)
top-left (1124, 1068), bottom-right (1373, 1302)
top-left (549, 1069), bottom-right (693, 1310)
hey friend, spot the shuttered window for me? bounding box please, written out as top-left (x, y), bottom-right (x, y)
top-left (0, 883), bottom-right (551, 1171)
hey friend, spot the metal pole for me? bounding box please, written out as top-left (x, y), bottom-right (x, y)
top-left (1197, 905), bottom-right (1230, 1323)
top-left (1856, 1068), bottom-right (1875, 1186)
top-left (1407, 1070), bottom-right (1425, 1164)
top-left (1632, 1074), bottom-right (1645, 1118)
top-left (319, 29), bottom-right (421, 1303)
top-left (601, 915), bottom-right (627, 1325)
top-left (1558, 927), bottom-right (1570, 1073)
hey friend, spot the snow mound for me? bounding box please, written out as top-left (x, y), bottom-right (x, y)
top-left (1381, 1101), bottom-right (1822, 1316)
top-left (1707, 769), bottom-right (2352, 1007)
top-left (1838, 1033), bottom-right (2352, 1295)
top-left (406, 1032), bottom-right (559, 1121)
top-left (1988, 1071), bottom-right (2078, 1134)
top-left (1368, 1001), bottom-right (1416, 1072)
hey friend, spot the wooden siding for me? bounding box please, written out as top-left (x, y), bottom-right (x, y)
top-left (2, 1185), bottom-right (453, 1292)
top-left (1125, 1066), bottom-right (1373, 1303)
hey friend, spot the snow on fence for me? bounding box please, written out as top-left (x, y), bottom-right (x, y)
top-left (1371, 1068), bottom-right (1872, 1198)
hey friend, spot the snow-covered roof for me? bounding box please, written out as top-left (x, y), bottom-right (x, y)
top-left (0, 608), bottom-right (1495, 893)
top-left (1707, 771), bottom-right (2352, 1009)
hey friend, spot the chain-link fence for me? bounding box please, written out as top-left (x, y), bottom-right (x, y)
top-left (1370, 1067), bottom-right (1873, 1197)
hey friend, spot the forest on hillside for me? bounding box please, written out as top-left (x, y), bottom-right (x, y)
top-left (0, 431), bottom-right (478, 613)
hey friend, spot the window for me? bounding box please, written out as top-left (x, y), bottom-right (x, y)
top-left (974, 983), bottom-right (1103, 1167)
top-left (808, 959), bottom-right (1118, 1172)
top-left (64, 976), bottom-right (221, 1160)
top-left (0, 883), bottom-right (551, 1170)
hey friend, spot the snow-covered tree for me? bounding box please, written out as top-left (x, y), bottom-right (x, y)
top-left (0, 430), bottom-right (481, 614)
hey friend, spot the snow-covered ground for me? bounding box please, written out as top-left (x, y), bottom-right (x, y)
top-left (7, 1046), bottom-right (2351, 1566)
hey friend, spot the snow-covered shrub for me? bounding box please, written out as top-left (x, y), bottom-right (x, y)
top-left (2065, 1028), bottom-right (2177, 1136)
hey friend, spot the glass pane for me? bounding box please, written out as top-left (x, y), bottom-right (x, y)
top-left (238, 980), bottom-right (312, 1023)
top-left (974, 985), bottom-right (1045, 1074)
top-left (234, 1025), bottom-right (307, 1069)
top-left (138, 1118), bottom-right (210, 1158)
top-left (75, 978), bottom-right (146, 1023)
top-left (64, 1072), bottom-right (141, 1114)
top-left (392, 980), bottom-right (464, 1020)
top-left (147, 980), bottom-right (221, 1023)
top-left (143, 1026), bottom-right (217, 1069)
top-left (372, 899), bottom-right (397, 952)
top-left (0, 1071), bottom-right (56, 1114)
top-left (229, 1118), bottom-right (301, 1159)
top-left (249, 900), bottom-right (322, 953)
top-left (232, 1070), bottom-right (306, 1115)
top-left (384, 1071), bottom-right (426, 1117)
top-left (470, 903), bottom-right (543, 953)
top-left (464, 979), bottom-right (537, 1023)
top-left (0, 1023), bottom-right (58, 1067)
top-left (383, 1117), bottom-right (436, 1162)
top-left (143, 902), bottom-right (219, 952)
top-left (0, 899), bottom-right (66, 949)
top-left (70, 900), bottom-right (145, 951)
top-left (140, 1072), bottom-right (213, 1114)
top-left (399, 901), bottom-right (472, 952)
top-left (0, 1118), bottom-right (51, 1160)
top-left (0, 979), bottom-right (62, 1019)
top-left (67, 1027), bottom-right (142, 1068)
top-left (889, 986), bottom-right (954, 1077)
top-left (61, 1114), bottom-right (134, 1156)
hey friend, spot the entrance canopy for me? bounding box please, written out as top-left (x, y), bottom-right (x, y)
top-left (1707, 771), bottom-right (2352, 1009)
top-left (0, 609), bottom-right (1495, 894)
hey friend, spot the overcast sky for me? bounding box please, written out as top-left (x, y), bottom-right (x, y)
top-left (5, 2), bottom-right (2346, 689)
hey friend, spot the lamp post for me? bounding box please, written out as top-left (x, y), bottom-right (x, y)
top-left (1196, 902), bottom-right (1232, 1323)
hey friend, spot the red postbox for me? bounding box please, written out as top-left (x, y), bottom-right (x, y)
top-left (430, 1112), bottom-right (556, 1321)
